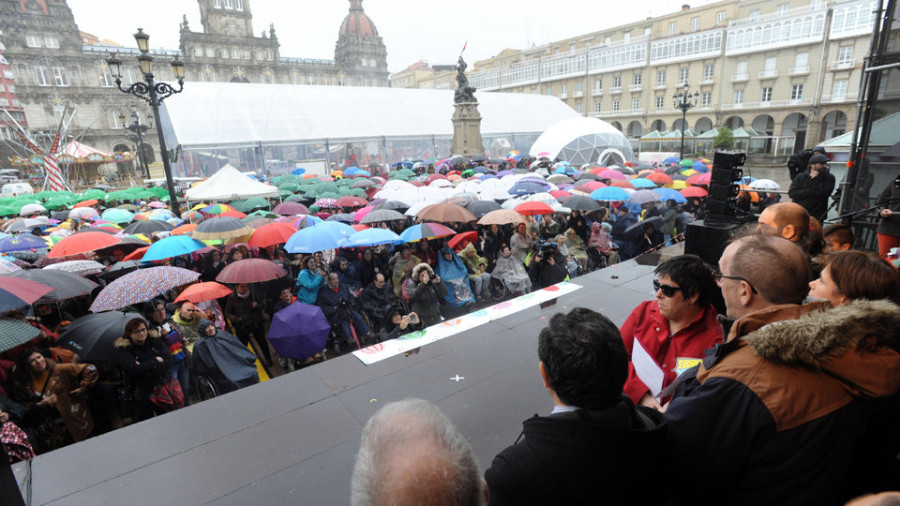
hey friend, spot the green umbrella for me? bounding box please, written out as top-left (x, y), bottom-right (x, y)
top-left (242, 197), bottom-right (270, 211)
top-left (148, 187), bottom-right (169, 197)
top-left (279, 183), bottom-right (301, 193)
top-left (317, 191), bottom-right (341, 200)
top-left (229, 199), bottom-right (248, 212)
top-left (79, 189), bottom-right (107, 200)
top-left (279, 189), bottom-right (293, 199)
top-left (243, 210), bottom-right (278, 220)
top-left (0, 207), bottom-right (16, 217)
top-left (314, 182), bottom-right (339, 194)
top-left (285, 194), bottom-right (307, 203)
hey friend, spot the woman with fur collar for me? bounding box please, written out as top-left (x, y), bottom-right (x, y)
top-left (408, 263), bottom-right (447, 327)
top-left (114, 318), bottom-right (174, 421)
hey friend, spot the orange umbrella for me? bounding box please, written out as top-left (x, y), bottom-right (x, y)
top-left (73, 199), bottom-right (99, 208)
top-left (48, 231), bottom-right (120, 259)
top-left (172, 223), bottom-right (198, 236)
top-left (174, 281), bottom-right (233, 304)
top-left (611, 180), bottom-right (635, 189)
top-left (247, 222), bottom-right (298, 249)
top-left (123, 246), bottom-right (149, 262)
top-left (645, 172), bottom-right (673, 185)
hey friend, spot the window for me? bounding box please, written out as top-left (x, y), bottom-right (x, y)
top-left (734, 89), bottom-right (744, 104)
top-left (576, 82), bottom-right (583, 93)
top-left (612, 76), bottom-right (621, 91)
top-left (791, 84), bottom-right (803, 100)
top-left (594, 101), bottom-right (602, 113)
top-left (717, 11), bottom-right (726, 23)
top-left (569, 43), bottom-right (576, 53)
top-left (795, 52), bottom-right (809, 67)
top-left (701, 91), bottom-right (712, 106)
top-left (644, 27), bottom-right (652, 36)
top-left (761, 87), bottom-right (773, 102)
top-left (236, 0), bottom-right (244, 10)
top-left (833, 79), bottom-right (848, 99)
top-left (764, 57), bottom-right (777, 71)
top-left (679, 67), bottom-right (689, 83)
top-left (736, 61), bottom-right (748, 74)
top-left (242, 49), bottom-right (251, 59)
top-left (3, 70), bottom-right (13, 79)
top-left (691, 17), bottom-right (700, 32)
top-left (657, 70), bottom-right (666, 85)
top-left (206, 47), bottom-right (216, 57)
top-left (545, 84), bottom-right (553, 95)
top-left (777, 3), bottom-right (789, 16)
top-left (193, 47), bottom-right (203, 57)
top-left (838, 46), bottom-right (853, 63)
top-left (107, 110), bottom-right (122, 130)
top-left (25, 35), bottom-right (41, 47)
top-left (656, 96), bottom-right (665, 109)
top-left (561, 83), bottom-right (568, 96)
top-left (633, 73), bottom-right (642, 85)
top-left (704, 64), bottom-right (715, 80)
top-left (612, 100), bottom-right (620, 112)
top-left (623, 32), bottom-right (630, 43)
top-left (5, 84), bottom-right (14, 93)
top-left (749, 10), bottom-right (759, 21)
top-left (97, 62), bottom-right (113, 87)
top-left (44, 36), bottom-right (59, 49)
top-left (594, 78), bottom-right (602, 92)
top-left (669, 22), bottom-right (677, 35)
top-left (576, 103), bottom-right (582, 114)
top-left (224, 0), bottom-right (233, 8)
top-left (52, 66), bottom-right (68, 86)
top-left (632, 98), bottom-right (641, 111)
top-left (213, 0), bottom-right (221, 7)
top-left (811, 0), bottom-right (824, 9)
top-left (221, 48), bottom-right (229, 58)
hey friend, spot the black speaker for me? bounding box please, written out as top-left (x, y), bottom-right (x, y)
top-left (705, 151), bottom-right (747, 223)
top-left (684, 219), bottom-right (740, 266)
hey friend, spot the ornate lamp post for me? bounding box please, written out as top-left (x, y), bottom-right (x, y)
top-left (672, 83), bottom-right (699, 160)
top-left (107, 28), bottom-right (185, 216)
top-left (119, 106), bottom-right (151, 179)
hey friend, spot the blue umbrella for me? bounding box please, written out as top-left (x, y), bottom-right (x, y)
top-left (590, 187), bottom-right (630, 202)
top-left (291, 167), bottom-right (306, 175)
top-left (692, 160), bottom-right (708, 172)
top-left (509, 181), bottom-right (549, 196)
top-left (344, 166), bottom-right (364, 176)
top-left (630, 178), bottom-right (658, 189)
top-left (0, 234), bottom-right (48, 253)
top-left (653, 187), bottom-right (688, 203)
top-left (663, 156), bottom-right (681, 164)
top-left (268, 302), bottom-right (330, 360)
top-left (285, 221), bottom-right (355, 253)
top-left (142, 235), bottom-right (207, 262)
top-left (343, 228), bottom-right (403, 248)
top-left (101, 208), bottom-right (135, 224)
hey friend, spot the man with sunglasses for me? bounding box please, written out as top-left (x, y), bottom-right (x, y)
top-left (619, 255), bottom-right (722, 411)
top-left (664, 234), bottom-right (900, 505)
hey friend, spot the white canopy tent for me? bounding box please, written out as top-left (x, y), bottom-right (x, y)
top-left (528, 117), bottom-right (635, 166)
top-left (184, 164), bottom-right (280, 202)
top-left (159, 83), bottom-right (580, 150)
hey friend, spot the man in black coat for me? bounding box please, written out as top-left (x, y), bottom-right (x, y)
top-left (484, 308), bottom-right (667, 506)
top-left (317, 272), bottom-right (372, 352)
top-left (359, 273), bottom-right (395, 327)
top-left (788, 153), bottom-right (836, 221)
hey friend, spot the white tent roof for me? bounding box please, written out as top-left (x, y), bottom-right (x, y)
top-left (529, 117), bottom-right (635, 165)
top-left (185, 164), bottom-right (280, 202)
top-left (160, 83), bottom-right (580, 150)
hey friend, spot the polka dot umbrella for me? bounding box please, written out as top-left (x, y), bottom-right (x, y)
top-left (90, 266), bottom-right (200, 312)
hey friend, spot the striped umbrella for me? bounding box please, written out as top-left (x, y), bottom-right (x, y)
top-left (399, 223), bottom-right (456, 242)
top-left (90, 266), bottom-right (200, 312)
top-left (191, 217), bottom-right (252, 241)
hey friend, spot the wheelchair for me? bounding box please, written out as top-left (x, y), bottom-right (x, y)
top-left (191, 372), bottom-right (219, 401)
top-left (489, 276), bottom-right (508, 301)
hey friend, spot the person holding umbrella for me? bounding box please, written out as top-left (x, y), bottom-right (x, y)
top-left (114, 318), bottom-right (176, 421)
top-left (296, 256), bottom-right (327, 305)
top-left (191, 320), bottom-right (259, 394)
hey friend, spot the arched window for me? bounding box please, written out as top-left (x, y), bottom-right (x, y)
top-left (34, 57), bottom-right (67, 87)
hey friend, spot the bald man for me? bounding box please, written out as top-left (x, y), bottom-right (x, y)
top-left (664, 234), bottom-right (900, 505)
top-left (756, 202), bottom-right (810, 245)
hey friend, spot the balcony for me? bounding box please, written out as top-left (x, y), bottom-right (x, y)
top-left (730, 73), bottom-right (749, 82)
top-left (758, 69), bottom-right (778, 79)
top-left (610, 86), bottom-right (622, 93)
top-left (789, 65), bottom-right (810, 76)
top-left (655, 83), bottom-right (667, 89)
top-left (821, 94), bottom-right (850, 103)
top-left (592, 89), bottom-right (603, 96)
top-left (559, 93), bottom-right (568, 99)
top-left (574, 91), bottom-right (583, 98)
top-left (629, 84), bottom-right (643, 91)
top-left (701, 76), bottom-right (715, 84)
top-left (831, 59), bottom-right (855, 71)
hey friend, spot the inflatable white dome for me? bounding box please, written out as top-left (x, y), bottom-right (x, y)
top-left (530, 117), bottom-right (635, 166)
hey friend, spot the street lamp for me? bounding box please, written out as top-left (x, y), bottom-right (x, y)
top-left (107, 28), bottom-right (185, 216)
top-left (120, 106), bottom-right (151, 179)
top-left (672, 83), bottom-right (699, 160)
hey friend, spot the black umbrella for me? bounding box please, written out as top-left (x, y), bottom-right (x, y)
top-left (624, 216), bottom-right (664, 239)
top-left (58, 311), bottom-right (144, 361)
top-left (574, 173), bottom-right (600, 181)
top-left (373, 200), bottom-right (410, 212)
top-left (449, 155), bottom-right (467, 165)
top-left (99, 260), bottom-right (144, 282)
top-left (51, 210), bottom-right (70, 221)
top-left (326, 213), bottom-right (355, 224)
top-left (562, 196), bottom-right (602, 212)
top-left (94, 238), bottom-right (150, 258)
top-left (2, 270), bottom-right (98, 303)
top-left (122, 220), bottom-right (175, 235)
top-left (664, 165), bottom-right (685, 175)
top-left (465, 200), bottom-right (502, 218)
top-left (469, 154), bottom-right (488, 162)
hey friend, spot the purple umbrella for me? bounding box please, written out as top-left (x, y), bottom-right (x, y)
top-left (268, 302), bottom-right (330, 360)
top-left (272, 202), bottom-right (310, 216)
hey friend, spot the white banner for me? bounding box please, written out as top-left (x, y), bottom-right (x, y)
top-left (351, 282), bottom-right (582, 365)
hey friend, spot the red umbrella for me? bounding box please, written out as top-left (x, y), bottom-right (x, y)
top-left (687, 172), bottom-right (712, 185)
top-left (426, 174), bottom-right (448, 184)
top-left (448, 231), bottom-right (478, 251)
top-left (351, 224), bottom-right (370, 231)
top-left (174, 281), bottom-right (233, 304)
top-left (123, 246), bottom-right (149, 262)
top-left (611, 180), bottom-right (635, 189)
top-left (216, 258), bottom-right (287, 284)
top-left (575, 181), bottom-right (607, 192)
top-left (680, 187), bottom-right (709, 198)
top-left (219, 210), bottom-right (248, 219)
top-left (73, 199), bottom-right (99, 208)
top-left (514, 201), bottom-right (555, 216)
top-left (335, 196), bottom-right (368, 208)
top-left (48, 231), bottom-right (120, 259)
top-left (549, 190), bottom-right (571, 199)
top-left (248, 222), bottom-right (298, 249)
top-left (172, 223), bottom-right (198, 235)
top-left (645, 172), bottom-right (673, 185)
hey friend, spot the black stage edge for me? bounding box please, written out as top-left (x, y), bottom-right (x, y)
top-left (14, 259), bottom-right (659, 505)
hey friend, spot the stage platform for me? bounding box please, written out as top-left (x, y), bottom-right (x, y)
top-left (14, 259), bottom-right (660, 505)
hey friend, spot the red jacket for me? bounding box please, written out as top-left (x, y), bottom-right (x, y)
top-left (620, 300), bottom-right (722, 403)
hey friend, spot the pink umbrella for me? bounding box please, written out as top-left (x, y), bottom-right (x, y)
top-left (596, 169), bottom-right (628, 180)
top-left (354, 205), bottom-right (375, 223)
top-left (687, 172), bottom-right (712, 185)
top-left (148, 202), bottom-right (168, 209)
top-left (272, 202), bottom-right (310, 216)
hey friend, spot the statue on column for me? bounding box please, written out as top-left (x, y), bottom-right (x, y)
top-left (454, 56), bottom-right (477, 104)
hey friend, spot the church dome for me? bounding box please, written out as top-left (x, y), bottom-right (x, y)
top-left (339, 0), bottom-right (378, 40)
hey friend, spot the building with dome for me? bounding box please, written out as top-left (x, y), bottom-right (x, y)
top-left (0, 0), bottom-right (389, 184)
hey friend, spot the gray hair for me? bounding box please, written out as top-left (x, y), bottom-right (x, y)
top-left (351, 398), bottom-right (484, 506)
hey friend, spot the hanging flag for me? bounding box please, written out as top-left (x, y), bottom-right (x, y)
top-left (461, 41), bottom-right (467, 54)
top-left (43, 156), bottom-right (66, 191)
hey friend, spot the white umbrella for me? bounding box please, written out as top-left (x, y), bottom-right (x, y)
top-left (69, 207), bottom-right (100, 221)
top-left (19, 203), bottom-right (46, 216)
top-left (429, 179), bottom-right (452, 188)
top-left (404, 201), bottom-right (436, 216)
top-left (749, 179), bottom-right (780, 190)
top-left (44, 260), bottom-right (106, 276)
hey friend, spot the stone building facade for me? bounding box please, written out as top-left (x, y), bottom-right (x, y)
top-left (0, 0), bottom-right (388, 176)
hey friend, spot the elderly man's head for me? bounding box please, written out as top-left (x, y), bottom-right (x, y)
top-left (716, 234), bottom-right (811, 319)
top-left (757, 203), bottom-right (810, 244)
top-left (179, 302), bottom-right (197, 321)
top-left (327, 272), bottom-right (340, 289)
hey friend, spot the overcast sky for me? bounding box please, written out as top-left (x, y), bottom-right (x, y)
top-left (66, 0), bottom-right (716, 73)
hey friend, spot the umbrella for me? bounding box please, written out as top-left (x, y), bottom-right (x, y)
top-left (624, 216), bottom-right (664, 237)
top-left (0, 318), bottom-right (41, 353)
top-left (360, 209), bottom-right (405, 224)
top-left (248, 222), bottom-right (298, 249)
top-left (0, 259), bottom-right (21, 274)
top-left (272, 202), bottom-right (310, 216)
top-left (335, 196), bottom-right (368, 208)
top-left (509, 181), bottom-right (549, 195)
top-left (43, 260), bottom-right (106, 276)
top-left (2, 270), bottom-right (98, 303)
top-left (515, 201), bottom-right (555, 216)
top-left (142, 236), bottom-right (207, 262)
top-left (192, 217), bottom-right (252, 241)
top-left (4, 218), bottom-right (48, 234)
top-left (417, 203), bottom-right (476, 223)
top-left (238, 197), bottom-right (270, 212)
top-left (48, 231), bottom-right (120, 259)
top-left (686, 172), bottom-right (712, 185)
top-left (590, 187), bottom-right (630, 202)
top-left (562, 196), bottom-right (602, 212)
top-left (629, 178), bottom-right (658, 189)
top-left (749, 179), bottom-right (780, 190)
top-left (99, 260), bottom-right (144, 282)
top-left (0, 277), bottom-right (54, 312)
top-left (268, 302), bottom-right (330, 360)
top-left (373, 200), bottom-right (410, 211)
top-left (680, 187), bottom-right (709, 198)
top-left (68, 207), bottom-right (100, 221)
top-left (289, 215), bottom-right (324, 229)
top-left (627, 189), bottom-right (663, 205)
top-left (101, 208), bottom-right (135, 224)
top-left (19, 203), bottom-right (47, 216)
top-left (121, 220), bottom-right (174, 235)
top-left (0, 234), bottom-right (47, 253)
top-left (448, 231), bottom-right (478, 251)
top-left (284, 221), bottom-right (355, 253)
top-left (477, 209), bottom-right (524, 226)
top-left (342, 228), bottom-right (403, 248)
top-left (399, 223), bottom-right (456, 242)
top-left (313, 198), bottom-right (339, 209)
top-left (216, 259), bottom-right (287, 284)
top-left (596, 169), bottom-right (628, 180)
top-left (653, 187), bottom-right (688, 204)
top-left (172, 223), bottom-right (198, 235)
top-left (645, 172), bottom-right (674, 186)
top-left (326, 213), bottom-right (356, 223)
top-left (201, 203), bottom-right (237, 215)
top-left (465, 200), bottom-right (501, 218)
top-left (147, 201), bottom-right (168, 209)
top-left (174, 281), bottom-right (233, 304)
top-left (90, 266), bottom-right (201, 312)
top-left (58, 311), bottom-right (145, 361)
top-left (123, 246), bottom-right (149, 262)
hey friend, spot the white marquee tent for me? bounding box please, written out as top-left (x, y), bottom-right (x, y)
top-left (184, 164), bottom-right (280, 202)
top-left (529, 117), bottom-right (635, 166)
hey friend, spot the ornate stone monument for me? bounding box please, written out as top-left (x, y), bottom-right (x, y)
top-left (450, 56), bottom-right (484, 157)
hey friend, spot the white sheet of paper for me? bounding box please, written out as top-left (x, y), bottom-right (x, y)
top-left (631, 338), bottom-right (665, 398)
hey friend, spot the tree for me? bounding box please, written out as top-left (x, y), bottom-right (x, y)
top-left (713, 126), bottom-right (734, 150)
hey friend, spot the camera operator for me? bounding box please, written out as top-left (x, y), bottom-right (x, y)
top-left (875, 173), bottom-right (900, 259)
top-left (528, 242), bottom-right (568, 289)
top-left (317, 273), bottom-right (374, 353)
top-left (377, 307), bottom-right (421, 342)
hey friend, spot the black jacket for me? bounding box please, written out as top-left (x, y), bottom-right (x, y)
top-left (360, 281), bottom-right (394, 321)
top-left (113, 337), bottom-right (173, 400)
top-left (788, 169), bottom-right (836, 221)
top-left (876, 174), bottom-right (900, 237)
top-left (317, 283), bottom-right (358, 321)
top-left (485, 399), bottom-right (667, 506)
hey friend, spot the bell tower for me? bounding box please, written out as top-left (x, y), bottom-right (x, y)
top-left (198, 0), bottom-right (253, 37)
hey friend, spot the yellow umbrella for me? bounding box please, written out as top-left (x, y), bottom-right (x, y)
top-left (191, 203), bottom-right (209, 211)
top-left (681, 169), bottom-right (697, 177)
top-left (666, 180), bottom-right (688, 190)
